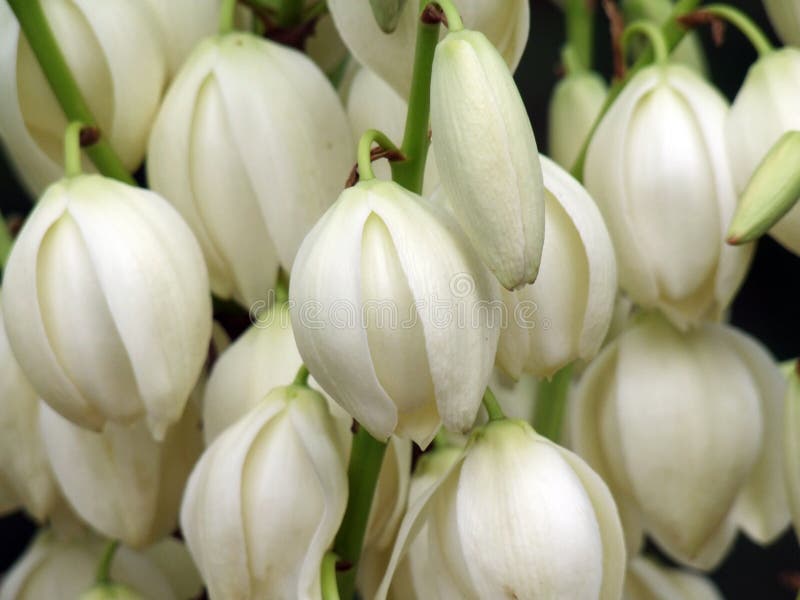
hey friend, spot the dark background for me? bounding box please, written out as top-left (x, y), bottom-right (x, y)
top-left (1, 0), bottom-right (798, 597)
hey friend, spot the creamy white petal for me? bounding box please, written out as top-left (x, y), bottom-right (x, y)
top-left (180, 397), bottom-right (286, 599)
top-left (0, 300), bottom-right (58, 521)
top-left (66, 177), bottom-right (211, 438)
top-left (721, 329), bottom-right (790, 543)
top-left (625, 555), bottom-right (722, 600)
top-left (584, 67), bottom-right (661, 304)
top-left (213, 33), bottom-right (353, 271)
top-left (1, 184), bottom-right (98, 427)
top-left (375, 447), bottom-right (467, 600)
top-left (784, 363), bottom-right (800, 542)
top-left (548, 71), bottom-right (607, 170)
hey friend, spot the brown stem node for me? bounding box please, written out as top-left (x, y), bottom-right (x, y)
top-left (603, 0), bottom-right (626, 80)
top-left (79, 126), bottom-right (100, 148)
top-left (678, 10), bottom-right (726, 47)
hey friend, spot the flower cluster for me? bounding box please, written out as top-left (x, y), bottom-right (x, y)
top-left (0, 0), bottom-right (798, 599)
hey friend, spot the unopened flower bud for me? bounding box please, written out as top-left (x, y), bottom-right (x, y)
top-left (180, 385), bottom-right (348, 600)
top-left (377, 419), bottom-right (626, 599)
top-left (572, 313), bottom-right (789, 569)
top-left (148, 32), bottom-right (353, 307)
top-left (1, 175), bottom-right (212, 440)
top-left (0, 1), bottom-right (165, 195)
top-left (727, 131), bottom-right (800, 245)
top-left (548, 70), bottom-right (608, 170)
top-left (585, 64), bottom-right (751, 328)
top-left (431, 29), bottom-right (545, 290)
top-left (290, 179), bottom-right (500, 447)
top-left (327, 0), bottom-right (529, 97)
top-left (726, 48), bottom-right (800, 254)
top-left (497, 156), bottom-right (617, 378)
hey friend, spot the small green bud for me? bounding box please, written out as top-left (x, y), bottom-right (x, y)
top-left (727, 131), bottom-right (800, 245)
top-left (368, 0), bottom-right (407, 33)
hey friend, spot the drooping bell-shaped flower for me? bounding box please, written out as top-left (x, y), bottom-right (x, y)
top-left (584, 63), bottom-right (751, 328)
top-left (2, 174), bottom-right (212, 440)
top-left (0, 532), bottom-right (200, 600)
top-left (376, 418), bottom-right (626, 599)
top-left (548, 68), bottom-right (607, 170)
top-left (624, 555), bottom-right (722, 600)
top-left (180, 385), bottom-right (348, 600)
top-left (726, 47), bottom-right (800, 255)
top-left (38, 397), bottom-right (202, 549)
top-left (572, 312), bottom-right (789, 569)
top-left (496, 156), bottom-right (617, 379)
top-left (148, 32), bottom-right (353, 307)
top-left (327, 0), bottom-right (529, 98)
top-left (0, 295), bottom-right (58, 522)
top-left (290, 178), bottom-right (501, 447)
top-left (0, 1), bottom-right (166, 195)
top-left (431, 28), bottom-right (545, 290)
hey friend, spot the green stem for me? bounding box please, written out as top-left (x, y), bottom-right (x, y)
top-left (275, 267), bottom-right (290, 305)
top-left (482, 387), bottom-right (505, 422)
top-left (533, 364), bottom-right (574, 442)
top-left (390, 3), bottom-right (440, 194)
top-left (320, 552), bottom-right (341, 600)
top-left (6, 0), bottom-right (134, 185)
top-left (219, 0), bottom-right (238, 34)
top-left (332, 426), bottom-right (387, 600)
top-left (293, 364), bottom-right (310, 387)
top-left (95, 540), bottom-right (120, 585)
top-left (697, 4), bottom-right (774, 56)
top-left (561, 45), bottom-right (585, 76)
top-left (622, 20), bottom-right (669, 65)
top-left (0, 214), bottom-right (13, 271)
top-left (63, 121), bottom-right (85, 177)
top-left (570, 0), bottom-right (701, 181)
top-left (303, 0), bottom-right (328, 21)
top-left (434, 0), bottom-right (464, 31)
top-left (565, 0), bottom-right (595, 70)
top-left (357, 129), bottom-right (402, 182)
top-left (276, 0), bottom-right (305, 26)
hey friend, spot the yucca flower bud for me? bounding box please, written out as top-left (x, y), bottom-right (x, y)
top-left (727, 131), bottom-right (800, 245)
top-left (764, 0), bottom-right (800, 45)
top-left (0, 295), bottom-right (58, 522)
top-left (79, 584), bottom-right (143, 600)
top-left (377, 419), bottom-right (626, 599)
top-left (726, 48), bottom-right (800, 254)
top-left (572, 312), bottom-right (789, 569)
top-left (39, 397), bottom-right (202, 549)
top-left (344, 66), bottom-right (439, 195)
top-left (290, 179), bottom-right (500, 447)
top-left (327, 0), bottom-right (529, 98)
top-left (548, 69), bottom-right (608, 170)
top-left (180, 385), bottom-right (348, 600)
top-left (624, 555), bottom-right (722, 600)
top-left (0, 1), bottom-right (165, 195)
top-left (1, 175), bottom-right (212, 440)
top-left (148, 32), bottom-right (353, 307)
top-left (431, 29), bottom-right (545, 290)
top-left (496, 156), bottom-right (617, 378)
top-left (0, 532), bottom-right (199, 600)
top-left (585, 64), bottom-right (751, 328)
